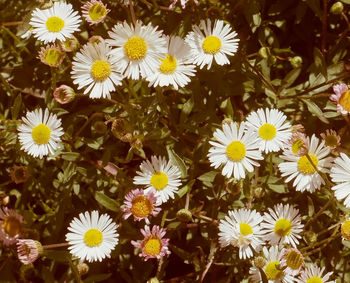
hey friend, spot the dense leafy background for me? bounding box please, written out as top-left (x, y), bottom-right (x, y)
top-left (1, 0), bottom-right (350, 282)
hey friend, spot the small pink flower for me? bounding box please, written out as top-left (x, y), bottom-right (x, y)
top-left (17, 239), bottom-right (43, 265)
top-left (320, 129), bottom-right (341, 149)
top-left (0, 207), bottom-right (23, 246)
top-left (330, 83), bottom-right (350, 115)
top-left (38, 44), bottom-right (65, 67)
top-left (285, 132), bottom-right (309, 157)
top-left (169, 0), bottom-right (198, 9)
top-left (53, 85), bottom-right (75, 104)
top-left (82, 0), bottom-right (110, 25)
top-left (131, 225), bottom-right (171, 261)
top-left (280, 248), bottom-right (304, 276)
top-left (122, 189), bottom-right (161, 224)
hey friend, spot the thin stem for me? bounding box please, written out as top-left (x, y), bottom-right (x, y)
top-left (1, 21), bottom-right (23, 26)
top-left (321, 0), bottom-right (327, 57)
top-left (243, 57), bottom-right (278, 97)
top-left (74, 112), bottom-right (104, 140)
top-left (185, 192), bottom-right (190, 210)
top-left (304, 195), bottom-right (334, 230)
top-left (303, 231), bottom-right (340, 256)
top-left (42, 242), bottom-right (70, 249)
top-left (1, 26), bottom-right (30, 54)
top-left (193, 214), bottom-right (218, 226)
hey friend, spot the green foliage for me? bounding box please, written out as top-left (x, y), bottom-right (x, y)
top-left (1, 0), bottom-right (350, 282)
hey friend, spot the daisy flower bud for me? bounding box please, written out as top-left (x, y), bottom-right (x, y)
top-left (17, 239), bottom-right (43, 265)
top-left (53, 85), bottom-right (75, 104)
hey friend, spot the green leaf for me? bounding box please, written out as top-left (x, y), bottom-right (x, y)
top-left (167, 147), bottom-right (187, 178)
top-left (61, 152), bottom-right (80, 161)
top-left (268, 184), bottom-right (286, 193)
top-left (95, 191), bottom-right (118, 212)
top-left (177, 179), bottom-right (195, 198)
top-left (280, 67), bottom-right (301, 89)
top-left (198, 171), bottom-right (218, 186)
top-left (301, 99), bottom-right (329, 124)
top-left (11, 93), bottom-right (21, 120)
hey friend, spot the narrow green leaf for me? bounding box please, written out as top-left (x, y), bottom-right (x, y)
top-left (302, 99), bottom-right (329, 124)
top-left (61, 152), bottom-right (80, 161)
top-left (177, 179), bottom-right (195, 198)
top-left (95, 191), bottom-right (118, 212)
top-left (11, 94), bottom-right (21, 120)
top-left (167, 147), bottom-right (187, 178)
top-left (281, 67), bottom-right (301, 89)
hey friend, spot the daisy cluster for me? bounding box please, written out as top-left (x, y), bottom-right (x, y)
top-left (3, 0), bottom-right (350, 281)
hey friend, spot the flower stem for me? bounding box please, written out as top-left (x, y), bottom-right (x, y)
top-left (42, 242), bottom-right (70, 249)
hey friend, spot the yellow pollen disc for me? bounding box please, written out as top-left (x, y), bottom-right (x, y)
top-left (259, 123), bottom-right (277, 140)
top-left (274, 218), bottom-right (292, 237)
top-left (285, 250), bottom-right (304, 270)
top-left (84, 228), bottom-right (103, 247)
top-left (89, 4), bottom-right (107, 21)
top-left (144, 237), bottom-right (161, 256)
top-left (90, 60), bottom-right (111, 81)
top-left (32, 124), bottom-right (51, 145)
top-left (339, 90), bottom-right (350, 112)
top-left (150, 171), bottom-right (168, 191)
top-left (306, 277), bottom-right (323, 283)
top-left (46, 16), bottom-right (65, 32)
top-left (226, 141), bottom-right (246, 161)
top-left (124, 37), bottom-right (147, 60)
top-left (239, 223), bottom-right (253, 236)
top-left (44, 49), bottom-right (64, 67)
top-left (159, 55), bottom-right (177, 74)
top-left (292, 139), bottom-right (305, 154)
top-left (341, 220), bottom-right (350, 240)
top-left (265, 261), bottom-right (283, 280)
top-left (202, 36), bottom-right (221, 54)
top-left (131, 196), bottom-right (153, 218)
top-left (2, 216), bottom-right (21, 237)
top-left (297, 154), bottom-right (319, 175)
top-left (324, 135), bottom-right (338, 147)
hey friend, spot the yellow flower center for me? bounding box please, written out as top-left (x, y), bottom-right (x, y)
top-left (307, 277), bottom-right (323, 283)
top-left (91, 60), bottom-right (111, 81)
top-left (324, 135), bottom-right (338, 147)
top-left (259, 123), bottom-right (277, 140)
top-left (292, 138), bottom-right (305, 154)
top-left (144, 237), bottom-right (161, 256)
top-left (84, 228), bottom-right (103, 247)
top-left (131, 196), bottom-right (153, 218)
top-left (265, 261), bottom-right (283, 280)
top-left (46, 16), bottom-right (65, 32)
top-left (32, 124), bottom-right (51, 145)
top-left (274, 218), bottom-right (292, 237)
top-left (226, 141), bottom-right (246, 161)
top-left (88, 3), bottom-right (107, 21)
top-left (124, 37), bottom-right (147, 60)
top-left (339, 90), bottom-right (350, 111)
top-left (2, 216), bottom-right (21, 237)
top-left (297, 154), bottom-right (319, 175)
top-left (239, 223), bottom-right (253, 236)
top-left (202, 36), bottom-right (222, 54)
top-left (159, 55), bottom-right (177, 74)
top-left (150, 171), bottom-right (168, 191)
top-left (285, 250), bottom-right (304, 270)
top-left (44, 48), bottom-right (65, 67)
top-left (341, 220), bottom-right (350, 240)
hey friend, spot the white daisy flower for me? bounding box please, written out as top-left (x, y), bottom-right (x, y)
top-left (18, 108), bottom-right (64, 159)
top-left (106, 20), bottom-right (167, 80)
top-left (296, 265), bottom-right (334, 283)
top-left (30, 2), bottom-right (82, 44)
top-left (330, 152), bottom-right (350, 208)
top-left (261, 203), bottom-right (304, 248)
top-left (185, 19), bottom-right (239, 69)
top-left (218, 208), bottom-right (264, 259)
top-left (279, 135), bottom-right (333, 193)
top-left (245, 108), bottom-right (292, 153)
top-left (71, 40), bottom-right (123, 99)
top-left (249, 246), bottom-right (295, 283)
top-left (133, 156), bottom-right (182, 205)
top-left (207, 122), bottom-right (263, 180)
top-left (66, 210), bottom-right (119, 262)
top-left (146, 36), bottom-right (196, 90)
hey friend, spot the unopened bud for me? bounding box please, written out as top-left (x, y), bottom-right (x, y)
top-left (176, 208), bottom-right (193, 223)
top-left (252, 187), bottom-right (265, 199)
top-left (254, 256), bottom-right (266, 268)
top-left (60, 36), bottom-right (79, 52)
top-left (290, 56), bottom-right (303, 68)
top-left (77, 262), bottom-right (89, 275)
top-left (53, 85), bottom-right (75, 104)
top-left (304, 230), bottom-right (317, 244)
top-left (259, 47), bottom-right (270, 59)
top-left (330, 2), bottom-right (344, 15)
top-left (147, 277), bottom-right (160, 283)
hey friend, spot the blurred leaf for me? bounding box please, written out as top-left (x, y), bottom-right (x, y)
top-left (95, 191), bottom-right (118, 212)
top-left (167, 147), bottom-right (187, 178)
top-left (301, 99), bottom-right (329, 124)
top-left (11, 93), bottom-right (21, 120)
